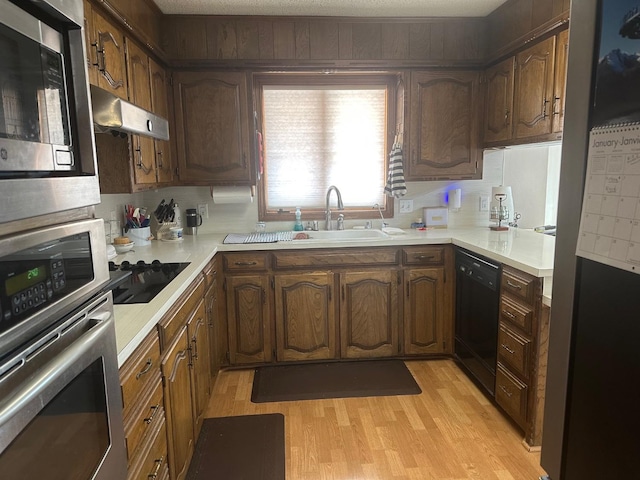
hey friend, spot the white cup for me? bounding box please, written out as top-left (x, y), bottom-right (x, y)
top-left (169, 227), bottom-right (183, 240)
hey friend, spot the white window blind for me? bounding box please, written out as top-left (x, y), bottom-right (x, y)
top-left (262, 86), bottom-right (387, 210)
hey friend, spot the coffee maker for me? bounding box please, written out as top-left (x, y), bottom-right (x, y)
top-left (185, 208), bottom-right (203, 235)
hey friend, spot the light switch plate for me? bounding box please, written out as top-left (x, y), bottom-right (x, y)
top-left (479, 195), bottom-right (489, 212)
top-left (399, 200), bottom-right (413, 213)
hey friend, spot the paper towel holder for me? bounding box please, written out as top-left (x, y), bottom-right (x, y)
top-left (448, 188), bottom-right (461, 210)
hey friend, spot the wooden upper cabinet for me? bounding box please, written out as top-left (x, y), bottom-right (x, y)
top-left (88, 7), bottom-right (128, 99)
top-left (407, 71), bottom-right (481, 181)
top-left (553, 28), bottom-right (569, 134)
top-left (513, 36), bottom-right (556, 140)
top-left (172, 71), bottom-right (253, 185)
top-left (126, 40), bottom-right (156, 186)
top-left (274, 272), bottom-right (336, 362)
top-left (339, 270), bottom-right (399, 359)
top-left (83, 0), bottom-right (98, 85)
top-left (149, 58), bottom-right (174, 185)
top-left (484, 57), bottom-right (515, 144)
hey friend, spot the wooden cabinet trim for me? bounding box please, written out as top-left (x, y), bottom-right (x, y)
top-left (272, 248), bottom-right (399, 269)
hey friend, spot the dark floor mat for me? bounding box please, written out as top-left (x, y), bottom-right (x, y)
top-left (251, 359), bottom-right (421, 403)
top-left (186, 414), bottom-right (285, 480)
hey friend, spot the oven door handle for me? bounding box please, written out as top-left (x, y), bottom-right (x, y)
top-left (0, 317), bottom-right (112, 429)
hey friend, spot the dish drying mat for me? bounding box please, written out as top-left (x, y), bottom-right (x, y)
top-left (223, 231), bottom-right (294, 244)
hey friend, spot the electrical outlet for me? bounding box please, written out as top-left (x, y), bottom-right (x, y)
top-left (399, 199), bottom-right (413, 213)
top-left (198, 203), bottom-right (208, 219)
top-left (479, 194), bottom-right (490, 212)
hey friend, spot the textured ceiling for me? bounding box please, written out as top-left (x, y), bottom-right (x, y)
top-left (153, 0), bottom-right (509, 17)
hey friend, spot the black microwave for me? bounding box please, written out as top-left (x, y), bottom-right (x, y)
top-left (0, 0), bottom-right (99, 224)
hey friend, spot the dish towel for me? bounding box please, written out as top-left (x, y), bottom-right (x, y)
top-left (384, 142), bottom-right (407, 198)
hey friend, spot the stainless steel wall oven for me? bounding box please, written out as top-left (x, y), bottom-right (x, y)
top-left (0, 219), bottom-right (127, 480)
top-left (0, 0), bottom-right (99, 223)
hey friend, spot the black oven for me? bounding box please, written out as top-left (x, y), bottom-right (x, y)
top-left (0, 219), bottom-right (127, 480)
top-left (0, 0), bottom-right (99, 223)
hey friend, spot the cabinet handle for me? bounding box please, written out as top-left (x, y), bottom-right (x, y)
top-left (157, 150), bottom-right (164, 168)
top-left (503, 310), bottom-right (516, 319)
top-left (192, 336), bottom-right (198, 360)
top-left (506, 280), bottom-right (522, 290)
top-left (242, 153), bottom-right (247, 168)
top-left (504, 109), bottom-right (510, 126)
top-left (187, 347), bottom-right (193, 367)
top-left (148, 456), bottom-right (164, 479)
top-left (91, 41), bottom-right (103, 70)
top-left (412, 150), bottom-right (417, 165)
top-left (553, 96), bottom-right (561, 116)
top-left (542, 98), bottom-right (550, 119)
top-left (135, 358), bottom-right (153, 379)
top-left (136, 145), bottom-right (152, 174)
top-left (144, 404), bottom-right (161, 424)
top-left (499, 385), bottom-right (513, 398)
top-left (501, 343), bottom-right (515, 355)
top-left (234, 261), bottom-right (257, 266)
top-left (414, 254), bottom-right (434, 261)
top-left (342, 285), bottom-right (345, 301)
top-left (262, 288), bottom-right (266, 305)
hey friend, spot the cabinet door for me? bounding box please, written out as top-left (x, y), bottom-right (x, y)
top-left (408, 71), bottom-right (481, 180)
top-left (339, 270), bottom-right (399, 359)
top-left (226, 275), bottom-right (272, 365)
top-left (83, 0), bottom-right (98, 85)
top-left (403, 268), bottom-right (447, 355)
top-left (552, 29), bottom-right (569, 134)
top-left (149, 58), bottom-right (174, 185)
top-left (173, 72), bottom-right (252, 184)
top-left (484, 57), bottom-right (515, 144)
top-left (92, 9), bottom-right (128, 99)
top-left (274, 272), bottom-right (336, 361)
top-left (513, 36), bottom-right (556, 139)
top-left (161, 326), bottom-right (195, 480)
top-left (187, 300), bottom-right (210, 439)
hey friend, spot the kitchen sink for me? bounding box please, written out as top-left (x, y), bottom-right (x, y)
top-left (302, 229), bottom-right (390, 241)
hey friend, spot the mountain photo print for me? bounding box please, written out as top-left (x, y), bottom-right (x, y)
top-left (593, 0), bottom-right (640, 126)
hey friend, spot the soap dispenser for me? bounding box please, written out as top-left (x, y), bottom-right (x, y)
top-left (294, 207), bottom-right (304, 231)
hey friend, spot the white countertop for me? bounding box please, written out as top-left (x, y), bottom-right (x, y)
top-left (113, 227), bottom-right (555, 366)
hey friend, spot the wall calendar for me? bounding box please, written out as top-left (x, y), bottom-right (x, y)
top-left (577, 124), bottom-right (640, 274)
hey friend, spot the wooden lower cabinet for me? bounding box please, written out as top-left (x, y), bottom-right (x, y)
top-left (274, 272), bottom-right (336, 361)
top-left (161, 326), bottom-right (195, 480)
top-left (339, 270), bottom-right (400, 359)
top-left (127, 411), bottom-right (169, 480)
top-left (188, 300), bottom-right (211, 438)
top-left (403, 267), bottom-right (449, 355)
top-left (226, 274), bottom-right (273, 364)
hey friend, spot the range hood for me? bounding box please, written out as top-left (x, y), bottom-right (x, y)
top-left (90, 85), bottom-right (169, 141)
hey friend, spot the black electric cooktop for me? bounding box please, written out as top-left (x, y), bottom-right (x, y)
top-left (107, 260), bottom-right (190, 304)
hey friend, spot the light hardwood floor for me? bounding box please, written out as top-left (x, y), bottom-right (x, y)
top-left (204, 359), bottom-right (547, 480)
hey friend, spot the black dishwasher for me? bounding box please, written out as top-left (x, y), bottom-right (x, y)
top-left (454, 248), bottom-right (501, 396)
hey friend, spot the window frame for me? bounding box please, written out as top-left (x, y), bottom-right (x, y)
top-left (254, 72), bottom-right (399, 223)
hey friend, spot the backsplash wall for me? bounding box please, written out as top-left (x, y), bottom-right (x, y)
top-left (95, 146), bottom-right (559, 235)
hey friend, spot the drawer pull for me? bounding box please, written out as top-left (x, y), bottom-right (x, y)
top-left (135, 359), bottom-right (153, 379)
top-left (501, 343), bottom-right (515, 354)
top-left (144, 404), bottom-right (161, 424)
top-left (506, 280), bottom-right (522, 290)
top-left (499, 385), bottom-right (513, 397)
top-left (148, 456), bottom-right (164, 479)
top-left (234, 261), bottom-right (257, 266)
top-left (414, 254), bottom-right (435, 260)
top-left (503, 310), bottom-right (516, 319)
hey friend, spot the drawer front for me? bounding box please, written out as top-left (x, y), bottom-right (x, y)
top-left (120, 331), bottom-right (162, 419)
top-left (496, 363), bottom-right (528, 429)
top-left (224, 252), bottom-right (269, 271)
top-left (158, 275), bottom-right (205, 349)
top-left (124, 378), bottom-right (164, 464)
top-left (273, 248), bottom-right (399, 269)
top-left (499, 296), bottom-right (533, 334)
top-left (402, 247), bottom-right (445, 266)
top-left (127, 412), bottom-right (168, 480)
top-left (502, 268), bottom-right (537, 304)
top-left (498, 324), bottom-right (531, 379)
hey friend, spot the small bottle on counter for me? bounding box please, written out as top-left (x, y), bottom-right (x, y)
top-left (294, 207), bottom-right (304, 231)
top-left (410, 217), bottom-right (425, 229)
top-left (173, 203), bottom-right (182, 227)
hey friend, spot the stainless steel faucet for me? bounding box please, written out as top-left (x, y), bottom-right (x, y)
top-left (325, 186), bottom-right (344, 230)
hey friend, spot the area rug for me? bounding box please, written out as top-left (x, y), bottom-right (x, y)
top-left (185, 414), bottom-right (285, 480)
top-left (251, 359), bottom-right (421, 403)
